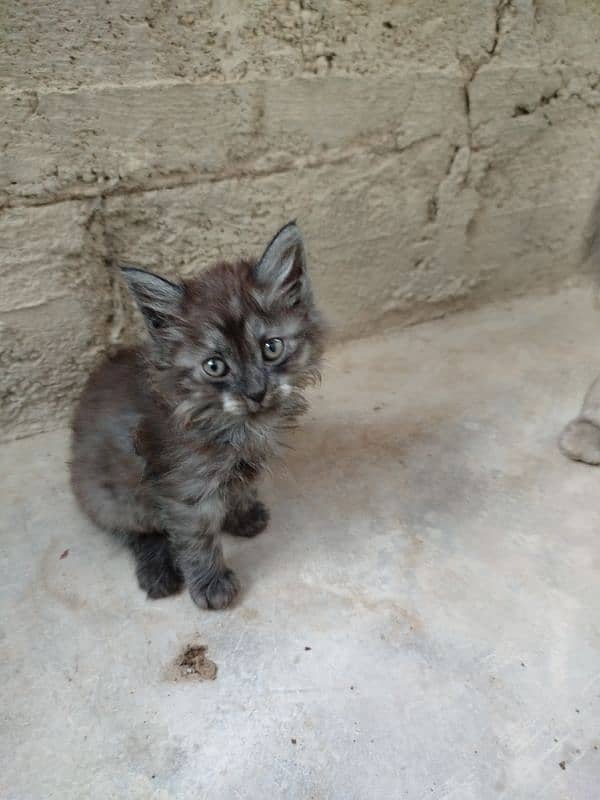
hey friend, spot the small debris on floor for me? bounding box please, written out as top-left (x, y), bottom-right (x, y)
top-left (59, 549), bottom-right (69, 560)
top-left (304, 646), bottom-right (312, 651)
top-left (291, 738), bottom-right (297, 745)
top-left (559, 761), bottom-right (566, 771)
top-left (169, 644), bottom-right (217, 681)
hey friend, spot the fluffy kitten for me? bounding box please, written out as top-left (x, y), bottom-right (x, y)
top-left (70, 223), bottom-right (324, 609)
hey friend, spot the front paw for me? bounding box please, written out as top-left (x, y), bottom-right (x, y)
top-left (189, 568), bottom-right (240, 610)
top-left (559, 419), bottom-right (600, 464)
top-left (224, 501), bottom-right (270, 538)
top-left (137, 559), bottom-right (184, 599)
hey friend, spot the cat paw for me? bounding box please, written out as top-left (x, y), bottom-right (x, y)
top-left (224, 501), bottom-right (270, 538)
top-left (189, 568), bottom-right (240, 610)
top-left (559, 419), bottom-right (600, 465)
top-left (136, 556), bottom-right (184, 599)
top-left (132, 534), bottom-right (184, 599)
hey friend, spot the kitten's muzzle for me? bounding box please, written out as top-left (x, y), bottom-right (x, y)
top-left (245, 390), bottom-right (267, 414)
top-left (240, 373), bottom-right (267, 412)
top-left (245, 386), bottom-right (267, 404)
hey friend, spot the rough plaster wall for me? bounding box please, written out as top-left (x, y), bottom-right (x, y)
top-left (1, 0), bottom-right (600, 440)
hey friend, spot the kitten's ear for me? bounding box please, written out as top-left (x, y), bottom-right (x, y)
top-left (120, 266), bottom-right (184, 335)
top-left (253, 222), bottom-right (311, 305)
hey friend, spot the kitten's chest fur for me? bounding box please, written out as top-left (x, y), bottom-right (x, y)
top-left (138, 408), bottom-right (278, 506)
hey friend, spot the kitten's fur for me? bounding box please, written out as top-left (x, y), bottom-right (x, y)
top-left (70, 223), bottom-right (324, 609)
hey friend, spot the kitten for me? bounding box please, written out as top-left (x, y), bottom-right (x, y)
top-left (560, 375), bottom-right (600, 465)
top-left (70, 223), bottom-right (324, 609)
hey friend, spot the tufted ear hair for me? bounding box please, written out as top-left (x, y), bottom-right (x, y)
top-left (120, 266), bottom-right (184, 338)
top-left (253, 222), bottom-right (312, 306)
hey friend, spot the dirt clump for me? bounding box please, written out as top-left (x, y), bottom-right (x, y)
top-left (171, 644), bottom-right (217, 681)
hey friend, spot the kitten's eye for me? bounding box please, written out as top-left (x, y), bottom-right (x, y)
top-left (203, 357), bottom-right (228, 378)
top-left (263, 337), bottom-right (285, 362)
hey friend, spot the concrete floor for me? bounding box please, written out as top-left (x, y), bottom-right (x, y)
top-left (2, 288), bottom-right (600, 800)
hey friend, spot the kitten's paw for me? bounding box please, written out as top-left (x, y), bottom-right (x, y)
top-left (132, 534), bottom-right (184, 599)
top-left (224, 501), bottom-right (270, 538)
top-left (190, 568), bottom-right (240, 610)
top-left (136, 556), bottom-right (184, 599)
top-left (559, 419), bottom-right (600, 465)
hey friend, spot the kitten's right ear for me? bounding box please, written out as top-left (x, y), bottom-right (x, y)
top-left (120, 266), bottom-right (184, 335)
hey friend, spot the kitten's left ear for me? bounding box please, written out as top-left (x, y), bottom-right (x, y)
top-left (253, 222), bottom-right (311, 306)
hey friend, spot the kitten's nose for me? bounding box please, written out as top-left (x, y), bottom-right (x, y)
top-left (246, 387), bottom-right (266, 404)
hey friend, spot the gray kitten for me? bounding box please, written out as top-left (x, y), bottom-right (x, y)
top-left (70, 223), bottom-right (324, 610)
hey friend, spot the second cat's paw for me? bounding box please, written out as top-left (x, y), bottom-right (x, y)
top-left (559, 419), bottom-right (600, 465)
top-left (224, 501), bottom-right (270, 538)
top-left (189, 568), bottom-right (241, 610)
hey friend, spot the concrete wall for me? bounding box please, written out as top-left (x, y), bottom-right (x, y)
top-left (2, 0), bottom-right (600, 440)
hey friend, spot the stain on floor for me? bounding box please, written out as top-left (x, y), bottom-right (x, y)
top-left (169, 644), bottom-right (218, 682)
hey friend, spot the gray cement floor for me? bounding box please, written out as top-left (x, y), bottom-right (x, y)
top-left (2, 288), bottom-right (600, 800)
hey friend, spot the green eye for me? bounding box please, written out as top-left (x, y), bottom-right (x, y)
top-left (263, 338), bottom-right (285, 362)
top-left (203, 357), bottom-right (228, 378)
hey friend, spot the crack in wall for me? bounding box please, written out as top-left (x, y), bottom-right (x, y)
top-left (512, 87), bottom-right (560, 117)
top-left (2, 133), bottom-right (434, 211)
top-left (512, 71), bottom-right (600, 118)
top-left (429, 145), bottom-right (461, 223)
top-left (487, 0), bottom-right (512, 58)
top-left (453, 0), bottom-right (517, 237)
top-left (461, 0), bottom-right (513, 154)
